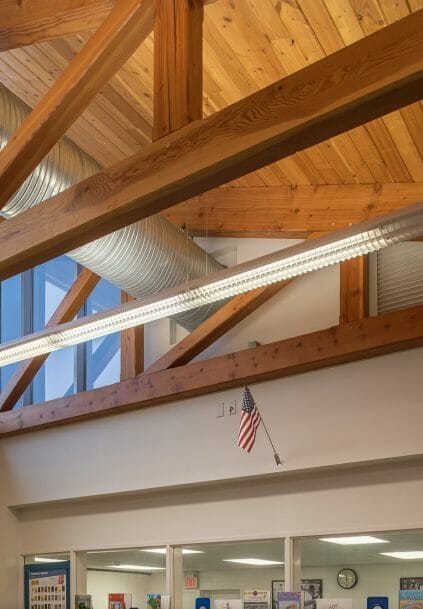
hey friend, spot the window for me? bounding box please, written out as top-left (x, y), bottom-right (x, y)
top-left (0, 256), bottom-right (121, 407)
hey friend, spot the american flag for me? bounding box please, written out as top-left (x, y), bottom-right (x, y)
top-left (238, 386), bottom-right (261, 452)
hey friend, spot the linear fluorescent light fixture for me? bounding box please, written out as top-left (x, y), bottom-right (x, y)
top-left (0, 204), bottom-right (422, 367)
top-left (34, 557), bottom-right (66, 563)
top-left (223, 558), bottom-right (284, 566)
top-left (106, 564), bottom-right (165, 571)
top-left (142, 548), bottom-right (204, 555)
top-left (320, 536), bottom-right (389, 545)
top-left (380, 551), bottom-right (423, 560)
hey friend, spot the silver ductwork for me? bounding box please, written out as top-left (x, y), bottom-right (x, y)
top-left (0, 84), bottom-right (223, 330)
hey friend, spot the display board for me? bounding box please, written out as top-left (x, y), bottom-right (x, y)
top-left (24, 561), bottom-right (70, 609)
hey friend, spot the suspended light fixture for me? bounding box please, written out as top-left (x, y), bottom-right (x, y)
top-left (0, 203), bottom-right (422, 368)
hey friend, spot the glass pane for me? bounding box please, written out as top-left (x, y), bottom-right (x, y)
top-left (181, 539), bottom-right (285, 609)
top-left (300, 529), bottom-right (423, 609)
top-left (86, 546), bottom-right (166, 607)
top-left (0, 274), bottom-right (22, 398)
top-left (86, 279), bottom-right (121, 390)
top-left (32, 256), bottom-right (78, 403)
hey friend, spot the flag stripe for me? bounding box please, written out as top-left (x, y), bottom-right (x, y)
top-left (238, 386), bottom-right (261, 452)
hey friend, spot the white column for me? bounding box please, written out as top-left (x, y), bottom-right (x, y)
top-left (70, 550), bottom-right (87, 605)
top-left (284, 538), bottom-right (301, 592)
top-left (166, 546), bottom-right (184, 609)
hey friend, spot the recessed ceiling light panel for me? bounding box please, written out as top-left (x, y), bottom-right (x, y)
top-left (320, 536), bottom-right (389, 545)
top-left (380, 552), bottom-right (423, 560)
top-left (142, 548), bottom-right (204, 555)
top-left (223, 558), bottom-right (284, 566)
top-left (34, 557), bottom-right (65, 563)
top-left (106, 565), bottom-right (166, 571)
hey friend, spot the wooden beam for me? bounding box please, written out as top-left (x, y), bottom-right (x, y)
top-left (0, 12), bottom-right (422, 280)
top-left (339, 257), bottom-right (369, 324)
top-left (120, 293), bottom-right (144, 379)
top-left (0, 0), bottom-right (116, 51)
top-left (163, 183), bottom-right (423, 238)
top-left (154, 0), bottom-right (204, 139)
top-left (145, 282), bottom-right (288, 373)
top-left (121, 0), bottom-right (205, 378)
top-left (0, 305), bottom-right (421, 436)
top-left (0, 0), bottom-right (155, 209)
top-left (0, 268), bottom-right (99, 413)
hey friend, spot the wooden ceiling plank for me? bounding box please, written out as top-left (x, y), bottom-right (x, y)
top-left (0, 268), bottom-right (99, 413)
top-left (1, 304), bottom-right (422, 436)
top-left (348, 126), bottom-right (395, 184)
top-left (0, 12), bottom-right (421, 279)
top-left (400, 103), bottom-right (423, 162)
top-left (365, 118), bottom-right (414, 183)
top-left (163, 183), bottom-right (423, 238)
top-left (0, 0), bottom-right (155, 209)
top-left (339, 257), bottom-right (369, 324)
top-left (382, 110), bottom-right (423, 182)
top-left (0, 0), bottom-right (115, 52)
top-left (145, 282), bottom-right (289, 374)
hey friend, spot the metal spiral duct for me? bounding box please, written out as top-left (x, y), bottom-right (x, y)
top-left (0, 84), bottom-right (224, 330)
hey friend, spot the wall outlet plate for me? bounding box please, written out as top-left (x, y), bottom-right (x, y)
top-left (228, 400), bottom-right (237, 415)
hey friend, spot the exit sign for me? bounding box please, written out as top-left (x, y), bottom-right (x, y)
top-left (185, 572), bottom-right (199, 589)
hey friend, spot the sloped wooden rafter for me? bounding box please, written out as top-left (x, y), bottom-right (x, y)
top-left (0, 10), bottom-right (421, 280)
top-left (0, 0), bottom-right (117, 52)
top-left (144, 282), bottom-right (290, 374)
top-left (0, 0), bottom-right (155, 209)
top-left (0, 304), bottom-right (421, 437)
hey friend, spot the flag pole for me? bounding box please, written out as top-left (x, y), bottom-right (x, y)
top-left (259, 414), bottom-right (283, 467)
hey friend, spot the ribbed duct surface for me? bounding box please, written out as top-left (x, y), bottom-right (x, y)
top-left (0, 84), bottom-right (223, 330)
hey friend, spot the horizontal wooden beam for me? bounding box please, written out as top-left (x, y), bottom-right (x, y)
top-left (0, 0), bottom-right (116, 51)
top-left (0, 305), bottom-right (421, 437)
top-left (163, 183), bottom-right (423, 238)
top-left (0, 12), bottom-right (421, 280)
top-left (0, 0), bottom-right (155, 209)
top-left (0, 268), bottom-right (99, 413)
top-left (145, 282), bottom-right (288, 374)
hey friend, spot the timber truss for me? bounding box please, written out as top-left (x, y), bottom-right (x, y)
top-left (0, 0), bottom-right (422, 437)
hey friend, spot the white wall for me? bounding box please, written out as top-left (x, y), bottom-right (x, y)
top-left (0, 238), bottom-right (421, 607)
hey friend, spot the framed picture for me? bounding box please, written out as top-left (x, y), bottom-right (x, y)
top-left (401, 578), bottom-right (423, 590)
top-left (272, 581), bottom-right (285, 609)
top-left (271, 580), bottom-right (323, 609)
top-left (302, 580), bottom-right (323, 609)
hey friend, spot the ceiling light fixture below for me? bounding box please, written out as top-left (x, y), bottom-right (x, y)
top-left (223, 558), bottom-right (284, 566)
top-left (0, 204), bottom-right (422, 368)
top-left (320, 536), bottom-right (389, 545)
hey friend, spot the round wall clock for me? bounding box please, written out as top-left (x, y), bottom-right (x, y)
top-left (337, 568), bottom-right (358, 589)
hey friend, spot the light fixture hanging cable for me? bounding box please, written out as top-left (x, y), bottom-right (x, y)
top-left (0, 203), bottom-right (422, 368)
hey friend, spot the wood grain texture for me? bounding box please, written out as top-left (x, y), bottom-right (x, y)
top-left (1, 304), bottom-right (421, 436)
top-left (164, 183), bottom-right (423, 238)
top-left (153, 0), bottom-right (203, 139)
top-left (339, 257), bottom-right (369, 324)
top-left (0, 1), bottom-right (421, 185)
top-left (0, 268), bottom-right (99, 413)
top-left (144, 282), bottom-right (288, 373)
top-left (120, 293), bottom-right (144, 379)
top-left (0, 0), bottom-right (115, 51)
top-left (0, 0), bottom-right (155, 208)
top-left (0, 12), bottom-right (421, 280)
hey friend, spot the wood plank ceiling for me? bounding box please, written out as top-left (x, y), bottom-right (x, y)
top-left (0, 0), bottom-right (422, 191)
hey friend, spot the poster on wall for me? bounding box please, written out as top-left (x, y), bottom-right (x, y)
top-left (147, 593), bottom-right (171, 609)
top-left (272, 580), bottom-right (322, 609)
top-left (109, 593), bottom-right (133, 609)
top-left (244, 590), bottom-right (270, 609)
top-left (367, 596), bottom-right (388, 609)
top-left (399, 590), bottom-right (423, 609)
top-left (278, 591), bottom-right (302, 609)
top-left (401, 580), bottom-right (423, 591)
top-left (75, 595), bottom-right (92, 609)
top-left (24, 561), bottom-right (70, 609)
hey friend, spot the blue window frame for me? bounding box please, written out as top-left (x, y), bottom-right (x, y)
top-left (0, 257), bottom-right (121, 408)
